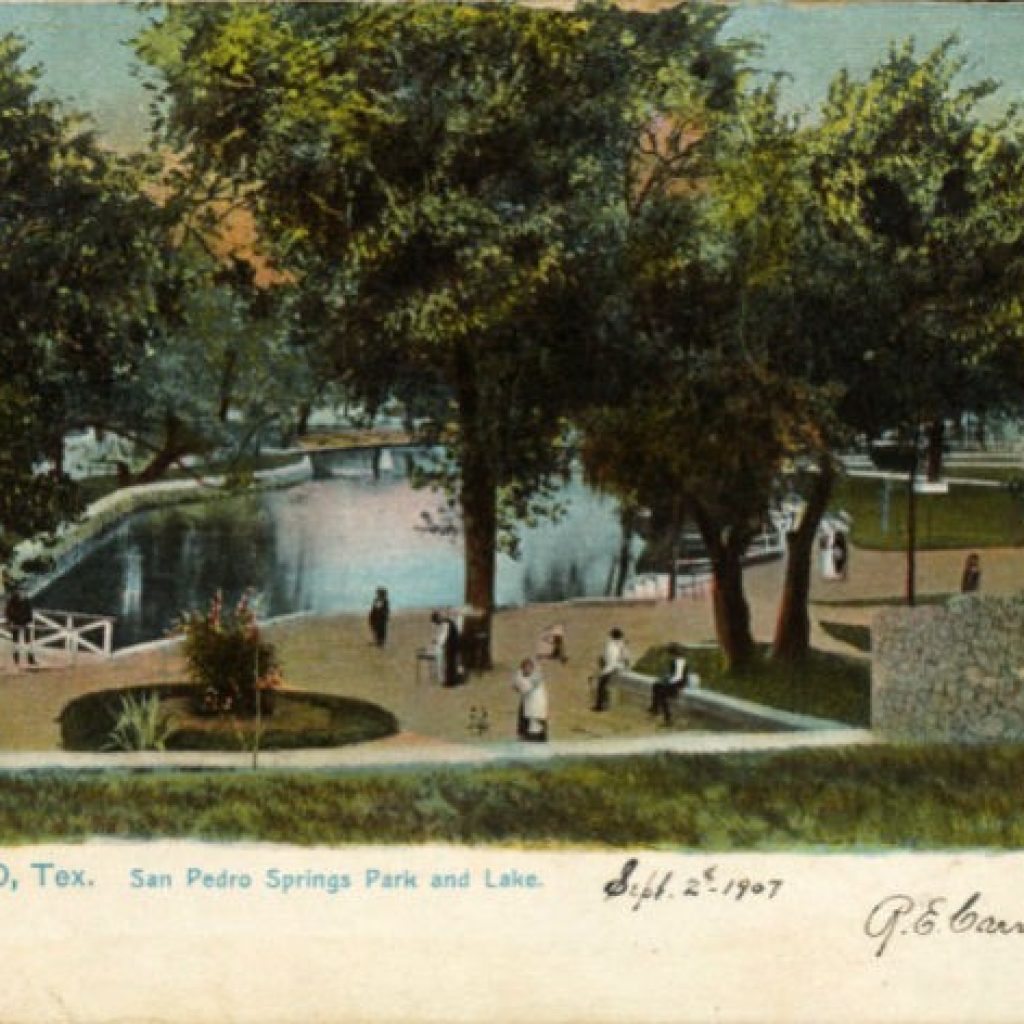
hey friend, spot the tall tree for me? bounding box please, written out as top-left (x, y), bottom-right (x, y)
top-left (0, 34), bottom-right (180, 565)
top-left (139, 2), bottom-right (741, 662)
top-left (584, 82), bottom-right (824, 669)
top-left (806, 39), bottom-right (1024, 605)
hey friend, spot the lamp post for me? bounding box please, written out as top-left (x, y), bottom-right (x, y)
top-left (250, 592), bottom-right (265, 771)
top-left (905, 428), bottom-right (921, 607)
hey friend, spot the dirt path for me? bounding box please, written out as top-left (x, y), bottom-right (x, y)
top-left (2, 541), bottom-right (1017, 752)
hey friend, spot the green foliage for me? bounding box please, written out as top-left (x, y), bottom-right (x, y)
top-left (179, 591), bottom-right (278, 716)
top-left (0, 33), bottom-right (182, 562)
top-left (61, 684), bottom-right (398, 753)
top-left (138, 3), bottom-right (746, 612)
top-left (103, 692), bottom-right (175, 752)
top-left (9, 747), bottom-right (1024, 847)
top-left (808, 38), bottom-right (1024, 436)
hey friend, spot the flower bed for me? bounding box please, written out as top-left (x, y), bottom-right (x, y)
top-left (59, 684), bottom-right (399, 752)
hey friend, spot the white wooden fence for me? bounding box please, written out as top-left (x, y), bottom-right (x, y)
top-left (0, 609), bottom-right (115, 664)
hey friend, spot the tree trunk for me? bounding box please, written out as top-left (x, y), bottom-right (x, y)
top-left (693, 503), bottom-right (755, 670)
top-left (135, 416), bottom-right (191, 484)
top-left (454, 341), bottom-right (496, 671)
top-left (667, 499), bottom-right (681, 601)
top-left (772, 456), bottom-right (836, 663)
top-left (459, 445), bottom-right (497, 671)
top-left (711, 541), bottom-right (755, 670)
top-left (613, 504), bottom-right (636, 598)
top-left (925, 418), bottom-right (944, 482)
top-left (295, 401), bottom-right (313, 438)
top-left (49, 434), bottom-right (64, 476)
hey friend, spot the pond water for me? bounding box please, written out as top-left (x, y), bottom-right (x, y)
top-left (37, 456), bottom-right (636, 649)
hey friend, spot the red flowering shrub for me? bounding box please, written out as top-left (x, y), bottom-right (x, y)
top-left (180, 591), bottom-right (280, 716)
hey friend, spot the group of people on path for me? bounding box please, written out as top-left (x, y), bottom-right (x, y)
top-left (367, 587), bottom-right (464, 688)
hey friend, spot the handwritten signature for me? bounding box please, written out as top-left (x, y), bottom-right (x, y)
top-left (865, 892), bottom-right (1024, 957)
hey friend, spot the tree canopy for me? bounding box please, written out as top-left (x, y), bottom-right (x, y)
top-left (0, 35), bottom-right (181, 562)
top-left (139, 1), bottom-right (746, 656)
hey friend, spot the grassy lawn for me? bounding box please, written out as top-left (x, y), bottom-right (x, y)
top-left (811, 593), bottom-right (952, 608)
top-left (834, 475), bottom-right (1024, 550)
top-left (818, 621), bottom-right (871, 653)
top-left (634, 644), bottom-right (870, 726)
top-left (5, 745), bottom-right (1024, 847)
top-left (945, 466), bottom-right (1024, 483)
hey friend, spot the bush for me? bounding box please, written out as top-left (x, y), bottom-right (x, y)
top-left (179, 591), bottom-right (279, 717)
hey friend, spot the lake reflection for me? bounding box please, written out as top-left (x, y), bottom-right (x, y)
top-left (37, 471), bottom-right (635, 648)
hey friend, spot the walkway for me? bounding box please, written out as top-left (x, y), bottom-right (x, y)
top-left (1, 534), bottom-right (1019, 764)
top-left (0, 725), bottom-right (876, 774)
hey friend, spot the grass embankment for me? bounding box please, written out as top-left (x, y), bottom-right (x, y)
top-left (77, 452), bottom-right (305, 506)
top-left (811, 593), bottom-right (953, 609)
top-left (834, 476), bottom-right (1024, 550)
top-left (818, 622), bottom-right (871, 653)
top-left (945, 466), bottom-right (1024, 483)
top-left (6, 746), bottom-right (1024, 847)
top-left (634, 645), bottom-right (870, 726)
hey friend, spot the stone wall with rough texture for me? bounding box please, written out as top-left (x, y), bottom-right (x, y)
top-left (873, 595), bottom-right (1024, 742)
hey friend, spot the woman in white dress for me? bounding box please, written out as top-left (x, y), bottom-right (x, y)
top-left (512, 658), bottom-right (549, 742)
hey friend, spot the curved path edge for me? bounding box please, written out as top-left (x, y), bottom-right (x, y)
top-left (14, 457), bottom-right (314, 597)
top-left (0, 727), bottom-right (877, 774)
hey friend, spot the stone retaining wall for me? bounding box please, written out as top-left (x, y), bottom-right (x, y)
top-left (873, 595), bottom-right (1024, 742)
top-left (14, 457), bottom-right (313, 598)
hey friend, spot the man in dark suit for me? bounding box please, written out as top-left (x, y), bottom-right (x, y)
top-left (5, 585), bottom-right (36, 668)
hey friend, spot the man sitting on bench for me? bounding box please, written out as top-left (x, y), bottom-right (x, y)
top-left (649, 653), bottom-right (689, 725)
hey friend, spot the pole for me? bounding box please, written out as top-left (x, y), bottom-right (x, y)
top-left (252, 624), bottom-right (261, 771)
top-left (906, 432), bottom-right (919, 607)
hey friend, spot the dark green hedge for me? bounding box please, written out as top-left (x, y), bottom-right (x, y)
top-left (59, 685), bottom-right (398, 752)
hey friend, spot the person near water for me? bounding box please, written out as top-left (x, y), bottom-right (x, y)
top-left (368, 587), bottom-right (390, 646)
top-left (649, 652), bottom-right (690, 725)
top-left (832, 531), bottom-right (849, 580)
top-left (4, 584), bottom-right (36, 668)
top-left (512, 657), bottom-right (549, 742)
top-left (431, 609), bottom-right (461, 686)
top-left (592, 627), bottom-right (630, 712)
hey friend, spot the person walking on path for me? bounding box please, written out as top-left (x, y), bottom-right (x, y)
top-left (649, 652), bottom-right (689, 726)
top-left (512, 657), bottom-right (548, 742)
top-left (961, 552), bottom-right (982, 593)
top-left (832, 531), bottom-right (849, 580)
top-left (592, 627), bottom-right (630, 712)
top-left (431, 610), bottom-right (461, 687)
top-left (5, 585), bottom-right (36, 668)
top-left (368, 587), bottom-right (390, 647)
